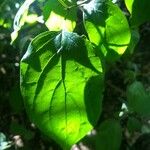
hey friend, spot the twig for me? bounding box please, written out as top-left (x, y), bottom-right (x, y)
top-left (106, 80), bottom-right (126, 97)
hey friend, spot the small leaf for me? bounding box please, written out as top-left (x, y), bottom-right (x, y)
top-left (96, 120), bottom-right (122, 150)
top-left (127, 81), bottom-right (150, 117)
top-left (20, 30), bottom-right (104, 149)
top-left (83, 0), bottom-right (131, 62)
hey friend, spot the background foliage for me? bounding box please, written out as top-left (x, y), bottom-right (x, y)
top-left (0, 0), bottom-right (150, 149)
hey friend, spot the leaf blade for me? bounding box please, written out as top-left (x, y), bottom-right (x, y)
top-left (20, 31), bottom-right (104, 149)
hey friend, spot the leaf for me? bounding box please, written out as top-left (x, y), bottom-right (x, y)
top-left (96, 120), bottom-right (122, 150)
top-left (127, 117), bottom-right (142, 133)
top-left (124, 0), bottom-right (150, 27)
top-left (20, 30), bottom-right (104, 149)
top-left (127, 81), bottom-right (150, 117)
top-left (43, 0), bottom-right (77, 31)
top-left (83, 0), bottom-right (131, 62)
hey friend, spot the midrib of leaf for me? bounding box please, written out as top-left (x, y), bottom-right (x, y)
top-left (50, 31), bottom-right (86, 146)
top-left (48, 78), bottom-right (62, 116)
top-left (59, 31), bottom-right (69, 147)
top-left (70, 61), bottom-right (87, 136)
top-left (61, 55), bottom-right (68, 147)
top-left (31, 31), bottom-right (81, 146)
top-left (21, 31), bottom-right (103, 149)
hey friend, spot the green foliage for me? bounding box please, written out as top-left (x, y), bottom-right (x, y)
top-left (0, 0), bottom-right (24, 29)
top-left (18, 0), bottom-right (150, 149)
top-left (20, 30), bottom-right (103, 149)
top-left (96, 120), bottom-right (122, 150)
top-left (1, 0), bottom-right (150, 149)
top-left (125, 0), bottom-right (150, 27)
top-left (83, 0), bottom-right (131, 62)
top-left (127, 81), bottom-right (150, 117)
top-left (127, 117), bottom-right (142, 133)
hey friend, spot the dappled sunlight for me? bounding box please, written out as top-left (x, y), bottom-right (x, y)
top-left (45, 11), bottom-right (76, 31)
top-left (13, 0), bottom-right (35, 31)
top-left (1, 0), bottom-right (150, 149)
top-left (43, 0), bottom-right (77, 32)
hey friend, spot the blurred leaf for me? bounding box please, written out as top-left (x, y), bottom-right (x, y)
top-left (127, 117), bottom-right (142, 133)
top-left (25, 14), bottom-right (38, 24)
top-left (20, 30), bottom-right (104, 149)
top-left (96, 120), bottom-right (122, 150)
top-left (124, 0), bottom-right (150, 27)
top-left (141, 125), bottom-right (150, 134)
top-left (127, 81), bottom-right (150, 117)
top-left (131, 133), bottom-right (150, 150)
top-left (0, 0), bottom-right (24, 30)
top-left (124, 70), bottom-right (136, 84)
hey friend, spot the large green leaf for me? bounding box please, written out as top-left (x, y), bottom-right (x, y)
top-left (127, 81), bottom-right (150, 117)
top-left (43, 0), bottom-right (77, 31)
top-left (83, 0), bottom-right (131, 62)
top-left (20, 31), bottom-right (104, 149)
top-left (96, 120), bottom-right (122, 150)
top-left (124, 0), bottom-right (150, 27)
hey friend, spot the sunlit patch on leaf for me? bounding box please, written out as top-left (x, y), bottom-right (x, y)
top-left (83, 0), bottom-right (131, 62)
top-left (45, 11), bottom-right (76, 31)
top-left (43, 0), bottom-right (77, 32)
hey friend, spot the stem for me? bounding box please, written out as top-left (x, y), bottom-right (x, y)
top-left (59, 0), bottom-right (91, 11)
top-left (68, 0), bottom-right (91, 9)
top-left (57, 0), bottom-right (68, 8)
top-left (107, 80), bottom-right (126, 97)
